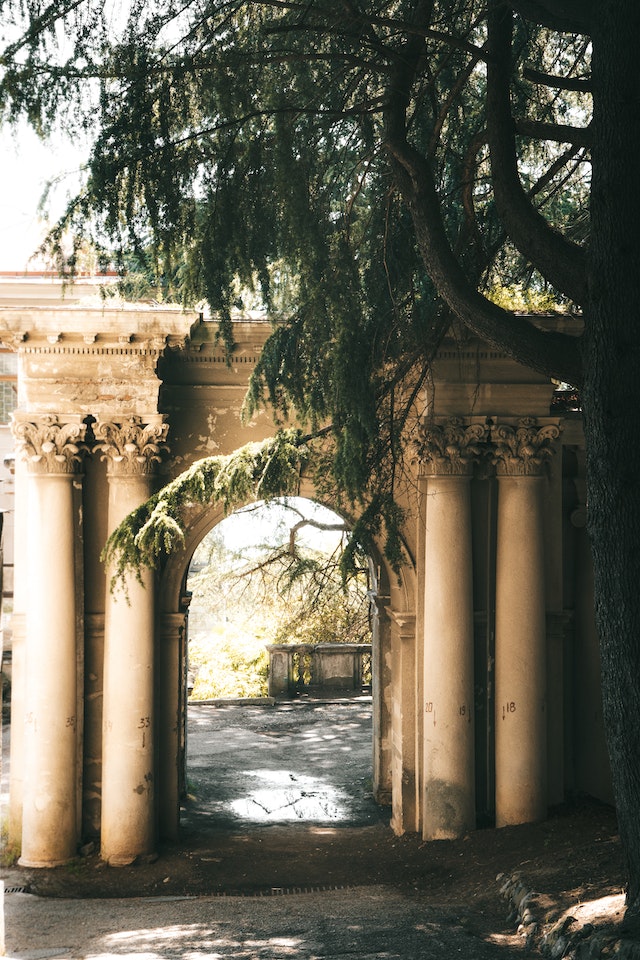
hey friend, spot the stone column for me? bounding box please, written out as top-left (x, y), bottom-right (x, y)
top-left (95, 416), bottom-right (168, 866)
top-left (12, 413), bottom-right (88, 867)
top-left (389, 611), bottom-right (418, 835)
top-left (492, 417), bottom-right (560, 826)
top-left (158, 611), bottom-right (186, 841)
top-left (371, 595), bottom-right (392, 805)
top-left (7, 451), bottom-right (26, 850)
top-left (416, 417), bottom-right (487, 840)
top-left (83, 613), bottom-right (105, 839)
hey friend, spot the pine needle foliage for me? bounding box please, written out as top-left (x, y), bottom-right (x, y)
top-left (1, 0), bottom-right (587, 587)
top-left (102, 429), bottom-right (309, 590)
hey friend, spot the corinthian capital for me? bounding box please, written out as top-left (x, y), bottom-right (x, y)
top-left (414, 417), bottom-right (488, 477)
top-left (94, 415), bottom-right (169, 476)
top-left (491, 417), bottom-right (560, 477)
top-left (11, 413), bottom-right (89, 474)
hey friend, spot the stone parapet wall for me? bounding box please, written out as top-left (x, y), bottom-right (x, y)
top-left (266, 643), bottom-right (372, 697)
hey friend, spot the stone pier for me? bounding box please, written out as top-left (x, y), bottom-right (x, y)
top-left (493, 418), bottom-right (560, 826)
top-left (96, 416), bottom-right (168, 865)
top-left (417, 418), bottom-right (487, 839)
top-left (12, 414), bottom-right (88, 866)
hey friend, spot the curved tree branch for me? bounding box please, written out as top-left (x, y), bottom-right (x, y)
top-left (486, 1), bottom-right (588, 305)
top-left (460, 129), bottom-right (491, 270)
top-left (510, 0), bottom-right (592, 33)
top-left (523, 66), bottom-right (592, 93)
top-left (389, 137), bottom-right (582, 385)
top-left (383, 19), bottom-right (582, 387)
top-left (515, 118), bottom-right (591, 147)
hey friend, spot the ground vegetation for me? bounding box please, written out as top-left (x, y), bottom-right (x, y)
top-left (2, 0), bottom-right (640, 929)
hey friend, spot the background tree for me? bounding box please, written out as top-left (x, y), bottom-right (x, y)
top-left (187, 499), bottom-right (372, 698)
top-left (3, 0), bottom-right (640, 929)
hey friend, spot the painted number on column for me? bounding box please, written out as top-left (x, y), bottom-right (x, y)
top-left (139, 716), bottom-right (151, 748)
top-left (459, 705), bottom-right (471, 723)
top-left (425, 702), bottom-right (433, 713)
top-left (502, 702), bottom-right (516, 719)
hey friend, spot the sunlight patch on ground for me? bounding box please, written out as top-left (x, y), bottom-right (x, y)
top-left (485, 930), bottom-right (524, 948)
top-left (99, 923), bottom-right (304, 958)
top-left (229, 768), bottom-right (350, 821)
top-left (569, 892), bottom-right (625, 922)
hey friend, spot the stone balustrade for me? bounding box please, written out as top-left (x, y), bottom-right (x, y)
top-left (267, 643), bottom-right (372, 697)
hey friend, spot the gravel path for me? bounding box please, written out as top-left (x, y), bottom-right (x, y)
top-left (3, 884), bottom-right (524, 959)
top-left (1, 700), bottom-right (526, 958)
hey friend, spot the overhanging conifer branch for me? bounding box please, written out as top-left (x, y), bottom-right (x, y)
top-left (102, 429), bottom-right (310, 591)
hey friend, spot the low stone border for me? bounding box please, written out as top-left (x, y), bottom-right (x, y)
top-left (189, 697), bottom-right (277, 706)
top-left (498, 872), bottom-right (640, 959)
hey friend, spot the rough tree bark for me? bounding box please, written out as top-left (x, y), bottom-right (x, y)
top-left (583, 0), bottom-right (640, 931)
top-left (387, 0), bottom-right (640, 927)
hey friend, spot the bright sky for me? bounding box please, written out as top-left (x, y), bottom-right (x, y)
top-left (215, 498), bottom-right (345, 553)
top-left (0, 123), bottom-right (85, 270)
top-left (191, 498), bottom-right (347, 570)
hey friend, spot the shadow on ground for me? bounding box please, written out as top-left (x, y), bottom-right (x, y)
top-left (184, 700), bottom-right (384, 830)
top-left (1, 700), bottom-right (626, 950)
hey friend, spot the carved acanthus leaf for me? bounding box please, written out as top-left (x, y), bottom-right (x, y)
top-left (94, 416), bottom-right (169, 475)
top-left (491, 417), bottom-right (560, 476)
top-left (11, 413), bottom-right (89, 474)
top-left (414, 417), bottom-right (489, 476)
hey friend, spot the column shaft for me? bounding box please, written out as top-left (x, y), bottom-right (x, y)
top-left (158, 612), bottom-right (185, 841)
top-left (495, 476), bottom-right (547, 825)
top-left (83, 613), bottom-right (105, 838)
top-left (423, 476), bottom-right (475, 839)
top-left (389, 612), bottom-right (418, 835)
top-left (96, 414), bottom-right (168, 866)
top-left (371, 596), bottom-right (392, 805)
top-left (101, 475), bottom-right (156, 865)
top-left (8, 454), bottom-right (27, 850)
top-left (20, 473), bottom-right (79, 865)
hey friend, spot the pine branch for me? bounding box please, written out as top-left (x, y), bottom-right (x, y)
top-left (101, 429), bottom-right (309, 592)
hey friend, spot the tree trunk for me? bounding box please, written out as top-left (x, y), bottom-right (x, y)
top-left (583, 0), bottom-right (640, 930)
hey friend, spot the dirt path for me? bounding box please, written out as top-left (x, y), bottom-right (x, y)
top-left (0, 701), bottom-right (627, 957)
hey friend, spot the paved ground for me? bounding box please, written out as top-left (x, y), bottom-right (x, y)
top-left (0, 700), bottom-right (625, 959)
top-left (3, 885), bottom-right (527, 959)
top-left (184, 699), bottom-right (383, 830)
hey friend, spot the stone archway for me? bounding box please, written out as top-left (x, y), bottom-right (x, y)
top-left (0, 283), bottom-right (612, 871)
top-left (156, 491), bottom-right (408, 843)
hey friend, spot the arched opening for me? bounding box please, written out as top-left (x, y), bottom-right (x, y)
top-left (178, 496), bottom-right (388, 833)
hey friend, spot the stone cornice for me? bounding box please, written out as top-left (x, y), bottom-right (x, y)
top-left (0, 306), bottom-right (194, 355)
top-left (94, 415), bottom-right (169, 476)
top-left (415, 417), bottom-right (489, 477)
top-left (18, 339), bottom-right (172, 356)
top-left (11, 412), bottom-right (89, 475)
